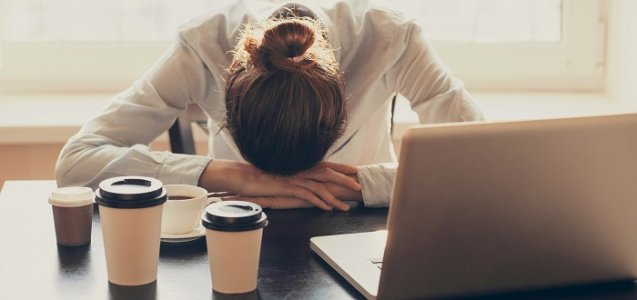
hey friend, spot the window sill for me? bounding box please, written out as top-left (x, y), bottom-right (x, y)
top-left (392, 92), bottom-right (635, 143)
top-left (1, 92), bottom-right (635, 144)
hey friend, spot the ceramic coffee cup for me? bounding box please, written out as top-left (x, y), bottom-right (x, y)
top-left (95, 176), bottom-right (167, 286)
top-left (49, 186), bottom-right (95, 246)
top-left (201, 201), bottom-right (268, 294)
top-left (161, 184), bottom-right (216, 236)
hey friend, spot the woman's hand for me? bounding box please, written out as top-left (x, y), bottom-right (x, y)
top-left (198, 160), bottom-right (361, 211)
top-left (324, 174), bottom-right (363, 202)
top-left (221, 183), bottom-right (364, 210)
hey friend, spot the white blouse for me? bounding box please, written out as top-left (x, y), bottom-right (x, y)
top-left (55, 0), bottom-right (484, 207)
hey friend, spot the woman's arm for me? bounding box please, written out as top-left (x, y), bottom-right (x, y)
top-left (200, 160), bottom-right (362, 211)
top-left (350, 20), bottom-right (485, 208)
top-left (55, 34), bottom-right (215, 189)
top-left (386, 21), bottom-right (484, 124)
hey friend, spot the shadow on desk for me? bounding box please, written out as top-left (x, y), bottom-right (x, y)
top-left (108, 282), bottom-right (261, 300)
top-left (109, 282), bottom-right (157, 300)
top-left (103, 278), bottom-right (637, 300)
top-left (57, 244), bottom-right (91, 273)
top-left (160, 238), bottom-right (207, 256)
top-left (212, 290), bottom-right (260, 300)
top-left (440, 280), bottom-right (637, 300)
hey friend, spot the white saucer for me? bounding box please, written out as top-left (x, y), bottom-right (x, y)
top-left (161, 225), bottom-right (206, 243)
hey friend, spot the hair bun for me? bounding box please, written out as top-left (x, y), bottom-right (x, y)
top-left (235, 18), bottom-right (337, 76)
top-left (250, 20), bottom-right (316, 72)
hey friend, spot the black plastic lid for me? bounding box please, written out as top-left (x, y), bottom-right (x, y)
top-left (95, 176), bottom-right (167, 208)
top-left (201, 201), bottom-right (268, 232)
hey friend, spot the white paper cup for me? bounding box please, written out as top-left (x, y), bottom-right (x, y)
top-left (99, 205), bottom-right (163, 286)
top-left (201, 201), bottom-right (268, 294)
top-left (161, 185), bottom-right (211, 235)
top-left (95, 176), bottom-right (167, 286)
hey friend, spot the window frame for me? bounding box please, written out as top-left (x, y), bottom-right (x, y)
top-left (0, 0), bottom-right (607, 94)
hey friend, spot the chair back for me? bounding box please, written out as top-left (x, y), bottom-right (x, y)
top-left (168, 103), bottom-right (207, 154)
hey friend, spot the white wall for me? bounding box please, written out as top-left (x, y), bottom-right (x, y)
top-left (606, 0), bottom-right (637, 106)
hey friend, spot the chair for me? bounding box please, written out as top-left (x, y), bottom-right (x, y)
top-left (168, 103), bottom-right (208, 154)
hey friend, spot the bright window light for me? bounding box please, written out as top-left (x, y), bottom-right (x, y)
top-left (0, 0), bottom-right (561, 43)
top-left (0, 0), bottom-right (604, 93)
top-left (389, 0), bottom-right (561, 42)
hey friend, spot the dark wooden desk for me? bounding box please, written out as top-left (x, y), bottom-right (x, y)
top-left (1, 180), bottom-right (637, 300)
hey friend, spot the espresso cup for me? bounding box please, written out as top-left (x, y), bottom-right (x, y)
top-left (95, 176), bottom-right (167, 286)
top-left (201, 201), bottom-right (268, 294)
top-left (161, 184), bottom-right (214, 235)
top-left (49, 186), bottom-right (95, 246)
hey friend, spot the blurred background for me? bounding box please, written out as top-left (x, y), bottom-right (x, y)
top-left (0, 0), bottom-right (635, 186)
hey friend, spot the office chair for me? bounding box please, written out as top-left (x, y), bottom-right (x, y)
top-left (168, 103), bottom-right (208, 154)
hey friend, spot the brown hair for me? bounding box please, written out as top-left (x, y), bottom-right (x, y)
top-left (224, 18), bottom-right (346, 175)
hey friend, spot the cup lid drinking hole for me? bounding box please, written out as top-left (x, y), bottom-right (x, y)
top-left (202, 201), bottom-right (268, 232)
top-left (95, 176), bottom-right (167, 208)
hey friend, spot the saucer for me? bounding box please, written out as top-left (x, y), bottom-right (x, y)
top-left (161, 225), bottom-right (206, 243)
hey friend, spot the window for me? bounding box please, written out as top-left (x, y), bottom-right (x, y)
top-left (420, 0), bottom-right (607, 91)
top-left (0, 0), bottom-right (606, 94)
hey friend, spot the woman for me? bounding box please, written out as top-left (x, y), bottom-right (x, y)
top-left (55, 1), bottom-right (483, 210)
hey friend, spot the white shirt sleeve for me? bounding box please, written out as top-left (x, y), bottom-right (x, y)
top-left (357, 21), bottom-right (484, 207)
top-left (387, 22), bottom-right (484, 124)
top-left (357, 163), bottom-right (397, 207)
top-left (55, 34), bottom-right (215, 189)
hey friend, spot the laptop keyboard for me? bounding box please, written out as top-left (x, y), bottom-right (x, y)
top-left (369, 257), bottom-right (383, 270)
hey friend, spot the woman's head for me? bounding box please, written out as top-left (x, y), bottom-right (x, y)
top-left (225, 17), bottom-right (346, 176)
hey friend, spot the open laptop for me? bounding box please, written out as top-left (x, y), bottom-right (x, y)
top-left (311, 113), bottom-right (637, 299)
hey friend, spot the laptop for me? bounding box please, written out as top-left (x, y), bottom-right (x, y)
top-left (311, 113), bottom-right (637, 299)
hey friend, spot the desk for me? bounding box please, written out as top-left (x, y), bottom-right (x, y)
top-left (1, 180), bottom-right (637, 300)
top-left (0, 180), bottom-right (386, 299)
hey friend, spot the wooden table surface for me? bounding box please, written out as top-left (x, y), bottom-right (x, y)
top-left (1, 180), bottom-right (637, 300)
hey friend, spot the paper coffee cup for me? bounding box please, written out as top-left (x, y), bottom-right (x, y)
top-left (49, 187), bottom-right (95, 246)
top-left (201, 201), bottom-right (268, 294)
top-left (95, 176), bottom-right (167, 286)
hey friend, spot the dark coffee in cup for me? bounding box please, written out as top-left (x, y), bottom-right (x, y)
top-left (168, 196), bottom-right (193, 200)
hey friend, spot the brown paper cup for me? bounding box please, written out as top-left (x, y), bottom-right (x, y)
top-left (49, 186), bottom-right (95, 247)
top-left (52, 205), bottom-right (93, 246)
